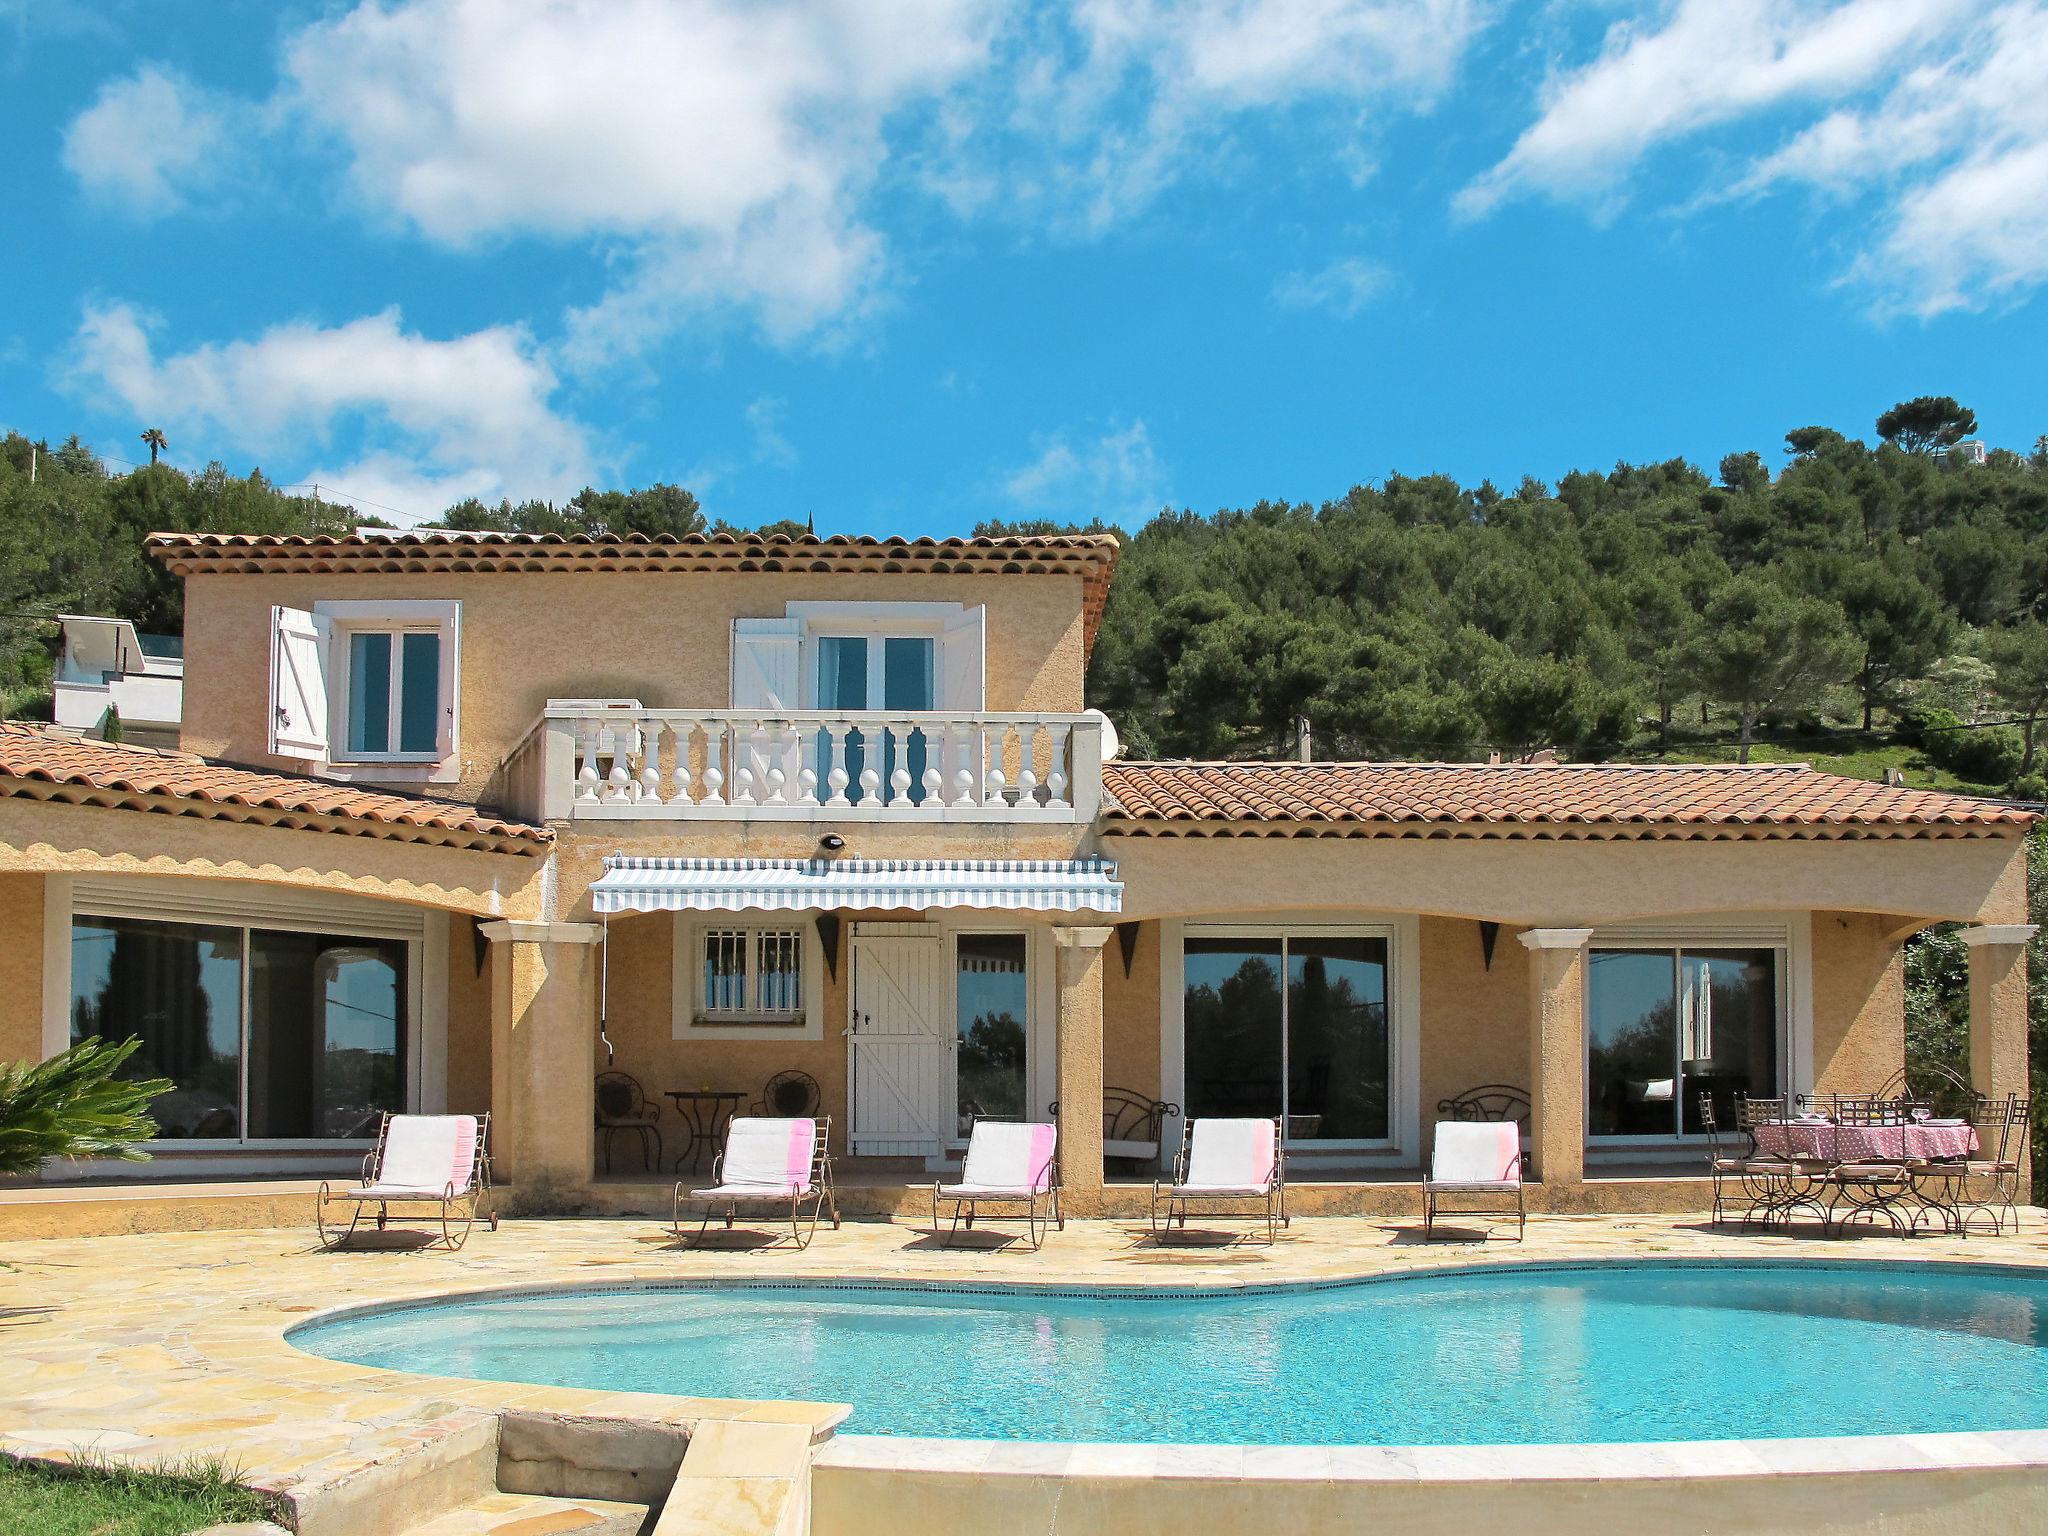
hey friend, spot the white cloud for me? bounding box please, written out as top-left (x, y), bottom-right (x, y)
top-left (1272, 256), bottom-right (1392, 318)
top-left (282, 0), bottom-right (1000, 364)
top-left (1462, 0), bottom-right (2048, 314)
top-left (1743, 2), bottom-right (2048, 314)
top-left (947, 0), bottom-right (1492, 232)
top-left (1457, 0), bottom-right (1962, 217)
top-left (746, 396), bottom-right (797, 468)
top-left (1002, 419), bottom-right (1166, 522)
top-left (63, 303), bottom-right (599, 522)
top-left (61, 66), bottom-right (241, 216)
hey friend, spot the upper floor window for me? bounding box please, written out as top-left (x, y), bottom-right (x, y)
top-left (270, 599), bottom-right (460, 780)
top-left (729, 602), bottom-right (985, 717)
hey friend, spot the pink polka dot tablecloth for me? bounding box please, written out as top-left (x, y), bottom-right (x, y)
top-left (1750, 1122), bottom-right (1978, 1162)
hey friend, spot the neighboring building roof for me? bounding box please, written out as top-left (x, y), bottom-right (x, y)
top-left (1101, 760), bottom-right (2035, 838)
top-left (146, 529), bottom-right (1124, 659)
top-left (0, 722), bottom-right (550, 853)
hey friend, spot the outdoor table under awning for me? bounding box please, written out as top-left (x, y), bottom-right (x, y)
top-left (588, 855), bottom-right (1124, 914)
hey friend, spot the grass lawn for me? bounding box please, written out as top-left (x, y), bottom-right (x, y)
top-left (0, 1454), bottom-right (274, 1536)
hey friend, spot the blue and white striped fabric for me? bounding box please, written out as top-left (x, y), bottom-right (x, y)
top-left (589, 855), bottom-right (1123, 914)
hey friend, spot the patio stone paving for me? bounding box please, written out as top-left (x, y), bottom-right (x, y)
top-left (4, 1207), bottom-right (2046, 1522)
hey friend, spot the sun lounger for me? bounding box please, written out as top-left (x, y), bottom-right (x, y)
top-left (931, 1120), bottom-right (1062, 1248)
top-left (317, 1112), bottom-right (496, 1251)
top-left (1150, 1117), bottom-right (1287, 1243)
top-left (674, 1115), bottom-right (839, 1250)
top-left (1423, 1119), bottom-right (1524, 1240)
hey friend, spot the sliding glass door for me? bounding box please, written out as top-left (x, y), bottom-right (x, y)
top-left (814, 633), bottom-right (935, 803)
top-left (1183, 930), bottom-right (1390, 1144)
top-left (71, 912), bottom-right (409, 1142)
top-left (1587, 946), bottom-right (1780, 1138)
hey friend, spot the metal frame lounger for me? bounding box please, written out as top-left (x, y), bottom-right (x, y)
top-left (674, 1115), bottom-right (840, 1250)
top-left (931, 1120), bottom-right (1062, 1249)
top-left (1150, 1117), bottom-right (1288, 1244)
top-left (1423, 1119), bottom-right (1524, 1241)
top-left (317, 1112), bottom-right (497, 1251)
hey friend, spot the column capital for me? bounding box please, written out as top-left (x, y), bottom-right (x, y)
top-left (1961, 924), bottom-right (2038, 948)
top-left (1518, 926), bottom-right (1594, 951)
top-left (1053, 925), bottom-right (1116, 950)
top-left (479, 919), bottom-right (605, 946)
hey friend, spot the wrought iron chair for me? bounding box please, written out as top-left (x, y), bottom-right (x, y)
top-left (1738, 1095), bottom-right (1823, 1228)
top-left (1700, 1095), bottom-right (1780, 1229)
top-left (752, 1069), bottom-right (822, 1118)
top-left (674, 1115), bottom-right (840, 1250)
top-left (1944, 1093), bottom-right (2031, 1236)
top-left (1823, 1115), bottom-right (1913, 1234)
top-left (1436, 1084), bottom-right (1531, 1128)
top-left (594, 1071), bottom-right (663, 1174)
top-left (318, 1112), bottom-right (497, 1251)
top-left (1048, 1087), bottom-right (1179, 1171)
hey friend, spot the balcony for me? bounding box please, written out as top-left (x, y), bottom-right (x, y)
top-left (504, 703), bottom-right (1106, 822)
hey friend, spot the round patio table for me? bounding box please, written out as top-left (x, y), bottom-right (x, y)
top-left (1751, 1121), bottom-right (1977, 1162)
top-left (665, 1089), bottom-right (745, 1174)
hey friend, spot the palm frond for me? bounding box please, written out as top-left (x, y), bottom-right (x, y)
top-left (0, 1036), bottom-right (172, 1175)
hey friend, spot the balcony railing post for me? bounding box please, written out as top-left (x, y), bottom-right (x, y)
top-left (1067, 717), bottom-right (1103, 819)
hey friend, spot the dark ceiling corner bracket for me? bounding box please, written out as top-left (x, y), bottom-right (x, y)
top-left (816, 912), bottom-right (842, 983)
top-left (471, 916), bottom-right (490, 978)
top-left (1478, 920), bottom-right (1500, 971)
top-left (1116, 921), bottom-right (1141, 979)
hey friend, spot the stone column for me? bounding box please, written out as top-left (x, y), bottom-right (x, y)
top-left (482, 919), bottom-right (604, 1204)
top-left (1519, 927), bottom-right (1593, 1197)
top-left (1054, 925), bottom-right (1113, 1218)
top-left (1962, 924), bottom-right (2037, 1105)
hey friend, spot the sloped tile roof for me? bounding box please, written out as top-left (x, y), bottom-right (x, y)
top-left (0, 722), bottom-right (550, 852)
top-left (146, 530), bottom-right (1123, 660)
top-left (1101, 760), bottom-right (2033, 835)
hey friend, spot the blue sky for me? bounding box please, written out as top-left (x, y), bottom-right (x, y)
top-left (3, 0), bottom-right (2045, 533)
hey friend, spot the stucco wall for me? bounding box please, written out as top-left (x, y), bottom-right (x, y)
top-left (1102, 922), bottom-right (1159, 1101)
top-left (0, 872), bottom-right (43, 1065)
top-left (179, 569), bottom-right (1090, 803)
top-left (444, 911), bottom-right (494, 1117)
top-left (1418, 915), bottom-right (1531, 1131)
top-left (1812, 909), bottom-right (1907, 1095)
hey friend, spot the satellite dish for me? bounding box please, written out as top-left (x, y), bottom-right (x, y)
top-left (1084, 708), bottom-right (1122, 760)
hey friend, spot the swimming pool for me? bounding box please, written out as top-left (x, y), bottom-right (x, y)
top-left (291, 1261), bottom-right (2048, 1446)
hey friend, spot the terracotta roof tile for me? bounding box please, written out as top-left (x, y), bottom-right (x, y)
top-left (146, 530), bottom-right (1123, 661)
top-left (1101, 760), bottom-right (2034, 834)
top-left (0, 722), bottom-right (550, 851)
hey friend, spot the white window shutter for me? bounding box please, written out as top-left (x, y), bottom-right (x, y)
top-left (730, 618), bottom-right (802, 708)
top-left (432, 601), bottom-right (462, 780)
top-left (940, 605), bottom-right (986, 712)
top-left (269, 606), bottom-right (330, 761)
top-left (730, 617), bottom-right (803, 794)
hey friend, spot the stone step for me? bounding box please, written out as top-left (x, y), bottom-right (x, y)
top-left (397, 1489), bottom-right (649, 1536)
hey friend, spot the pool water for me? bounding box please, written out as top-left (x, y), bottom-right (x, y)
top-left (292, 1261), bottom-right (2048, 1445)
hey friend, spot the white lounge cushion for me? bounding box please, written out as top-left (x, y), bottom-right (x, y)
top-left (1429, 1121), bottom-right (1521, 1187)
top-left (690, 1182), bottom-right (811, 1201)
top-left (949, 1122), bottom-right (1057, 1195)
top-left (1183, 1119), bottom-right (1277, 1191)
top-left (1105, 1138), bottom-right (1160, 1161)
top-left (337, 1182), bottom-right (458, 1201)
top-left (715, 1117), bottom-right (817, 1193)
top-left (371, 1115), bottom-right (479, 1196)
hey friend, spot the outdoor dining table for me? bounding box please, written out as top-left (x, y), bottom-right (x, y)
top-left (665, 1089), bottom-right (745, 1174)
top-left (1751, 1120), bottom-right (1977, 1162)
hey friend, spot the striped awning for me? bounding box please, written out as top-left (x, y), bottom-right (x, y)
top-left (589, 855), bottom-right (1123, 915)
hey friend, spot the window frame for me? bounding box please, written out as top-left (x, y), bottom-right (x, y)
top-left (1583, 923), bottom-right (1798, 1147)
top-left (1174, 918), bottom-right (1409, 1154)
top-left (672, 917), bottom-right (822, 1040)
top-left (317, 599), bottom-right (461, 774)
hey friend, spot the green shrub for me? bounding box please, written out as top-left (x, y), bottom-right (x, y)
top-left (1941, 725), bottom-right (2024, 785)
top-left (1898, 703), bottom-right (1961, 750)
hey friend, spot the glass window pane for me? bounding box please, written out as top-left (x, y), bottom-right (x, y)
top-left (1183, 937), bottom-right (1284, 1120)
top-left (816, 637), bottom-right (870, 797)
top-left (245, 931), bottom-right (406, 1139)
top-left (70, 915), bottom-right (243, 1139)
top-left (702, 931), bottom-right (747, 1014)
top-left (1679, 949), bottom-right (1778, 1134)
top-left (1287, 935), bottom-right (1389, 1141)
top-left (397, 631), bottom-right (441, 754)
top-left (882, 637), bottom-right (934, 710)
top-left (758, 930), bottom-right (803, 1014)
top-left (956, 934), bottom-right (1027, 1134)
top-left (347, 631), bottom-right (391, 754)
top-left (1588, 949), bottom-right (1679, 1136)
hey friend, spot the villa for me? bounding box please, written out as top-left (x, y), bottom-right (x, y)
top-left (0, 528), bottom-right (2032, 1216)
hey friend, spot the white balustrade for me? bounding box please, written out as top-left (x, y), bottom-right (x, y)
top-left (529, 706), bottom-right (1103, 822)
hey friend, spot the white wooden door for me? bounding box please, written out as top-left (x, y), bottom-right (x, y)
top-left (848, 923), bottom-right (952, 1157)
